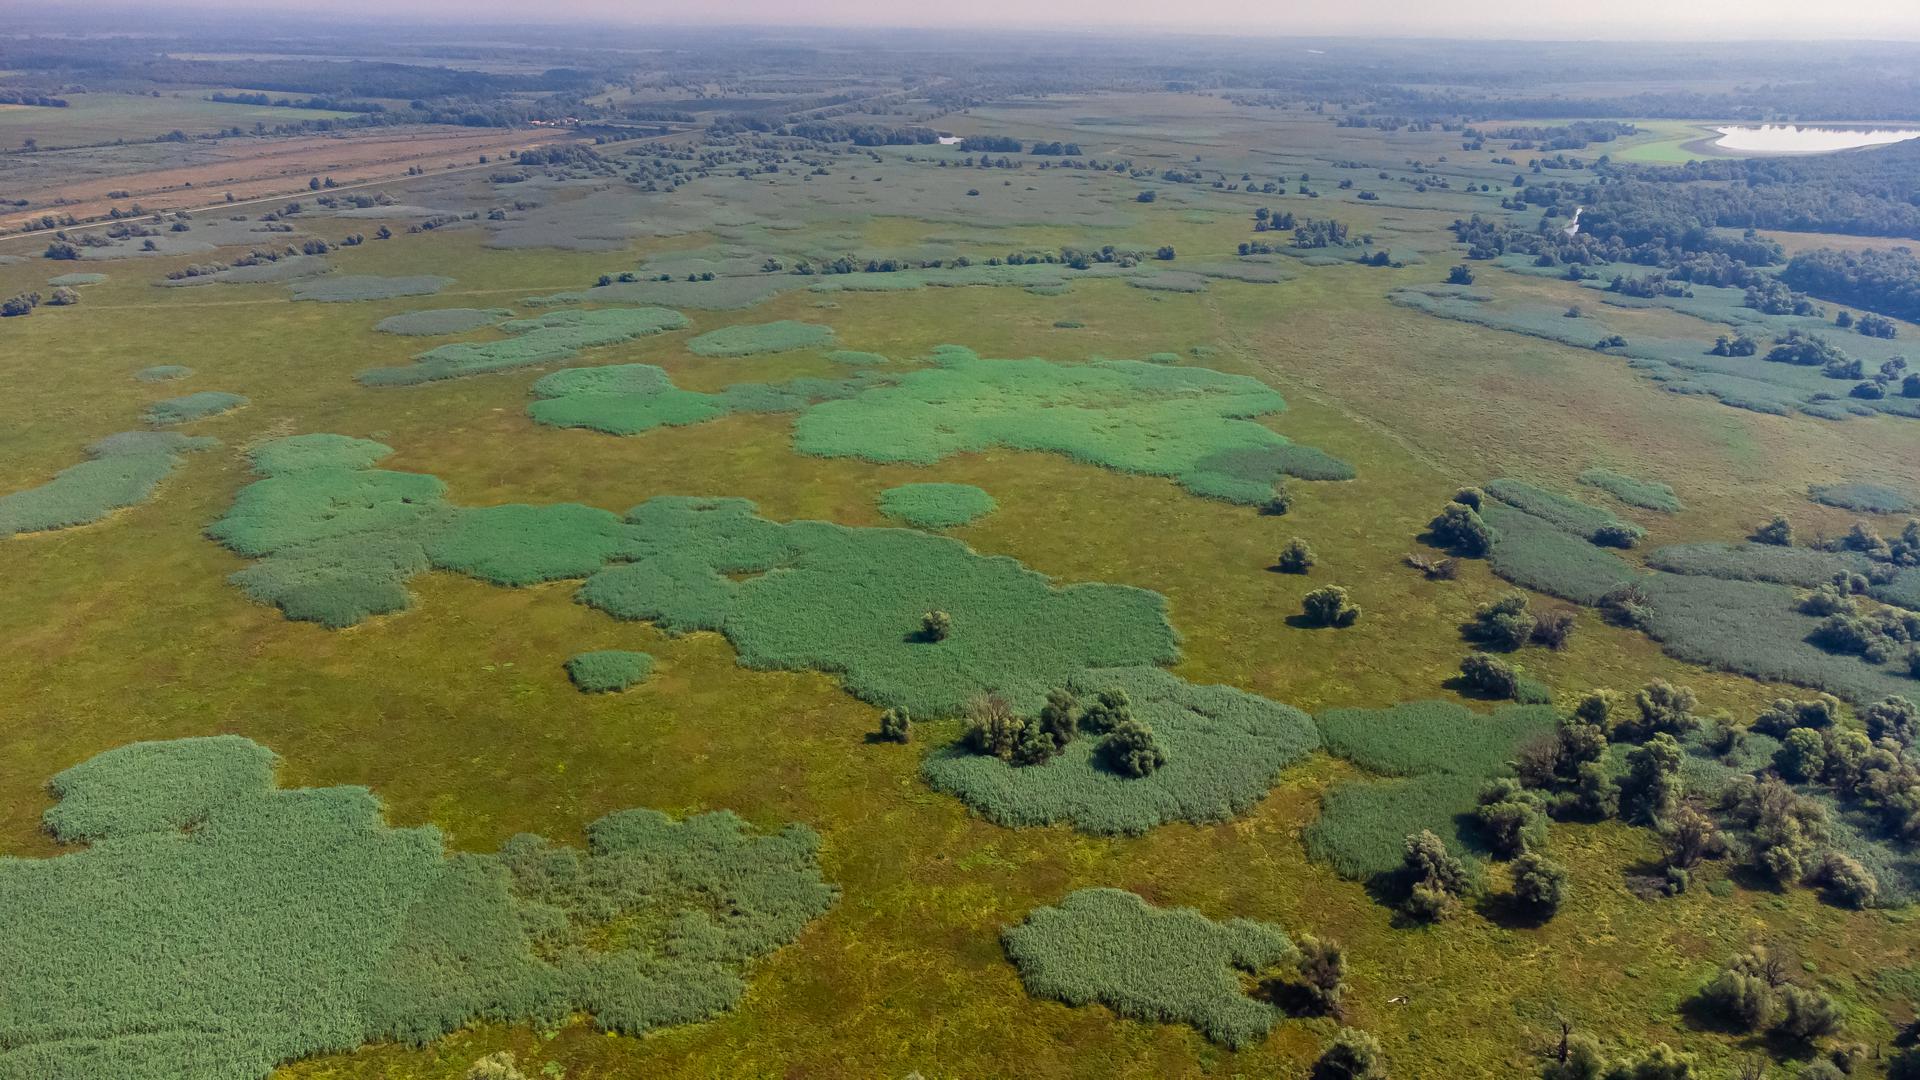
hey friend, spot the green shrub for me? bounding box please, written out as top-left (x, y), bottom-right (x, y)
top-left (1461, 652), bottom-right (1520, 698)
top-left (1301, 585), bottom-right (1361, 627)
top-left (1427, 500), bottom-right (1495, 556)
top-left (1578, 468), bottom-right (1683, 512)
top-left (878, 706), bottom-right (911, 743)
top-left (0, 736), bottom-right (836, 1080)
top-left (466, 1052), bottom-right (527, 1080)
top-left (876, 483), bottom-right (998, 528)
top-left (1775, 985), bottom-right (1843, 1041)
top-left (686, 320), bottom-right (834, 357)
top-left (1100, 717), bottom-right (1167, 777)
top-left (565, 650), bottom-right (654, 693)
top-left (1510, 851), bottom-right (1569, 914)
top-left (923, 667), bottom-right (1320, 834)
top-left (1002, 888), bottom-right (1294, 1049)
top-left (1276, 538), bottom-right (1315, 574)
top-left (359, 307), bottom-right (690, 386)
top-left (0, 431), bottom-right (217, 536)
top-left (1316, 1027), bottom-right (1384, 1079)
top-left (144, 390), bottom-right (247, 425)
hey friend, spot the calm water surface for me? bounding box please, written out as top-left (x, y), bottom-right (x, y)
top-left (1713, 125), bottom-right (1920, 153)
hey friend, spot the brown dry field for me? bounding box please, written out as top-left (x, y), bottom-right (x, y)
top-left (0, 127), bottom-right (572, 233)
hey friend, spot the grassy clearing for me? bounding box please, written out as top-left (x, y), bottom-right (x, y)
top-left (565, 650), bottom-right (654, 692)
top-left (686, 321), bottom-right (835, 357)
top-left (1002, 888), bottom-right (1293, 1049)
top-left (0, 735), bottom-right (835, 1080)
top-left (358, 307), bottom-right (691, 386)
top-left (921, 666), bottom-right (1321, 834)
top-left (876, 483), bottom-right (998, 529)
top-left (0, 431), bottom-right (215, 536)
top-left (1579, 468), bottom-right (1683, 513)
top-left (143, 390), bottom-right (247, 426)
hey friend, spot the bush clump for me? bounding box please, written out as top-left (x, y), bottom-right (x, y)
top-left (565, 650), bottom-right (654, 693)
top-left (1276, 538), bottom-right (1316, 574)
top-left (1301, 586), bottom-right (1362, 627)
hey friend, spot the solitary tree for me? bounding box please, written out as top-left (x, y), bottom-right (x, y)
top-left (878, 707), bottom-right (911, 743)
top-left (921, 610), bottom-right (952, 641)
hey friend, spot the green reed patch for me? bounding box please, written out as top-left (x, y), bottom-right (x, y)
top-left (48, 272), bottom-right (107, 286)
top-left (686, 321), bottom-right (835, 357)
top-left (1578, 468), bottom-right (1683, 513)
top-left (793, 346), bottom-right (1349, 503)
top-left (1305, 773), bottom-right (1486, 881)
top-left (566, 650), bottom-right (654, 692)
top-left (1481, 504), bottom-right (1636, 605)
top-left (374, 308), bottom-right (511, 336)
top-left (921, 666), bottom-right (1321, 834)
top-left (358, 307), bottom-right (690, 387)
top-left (826, 349), bottom-right (888, 366)
top-left (1810, 482), bottom-right (1917, 514)
top-left (1316, 700), bottom-right (1558, 780)
top-left (0, 431), bottom-right (216, 537)
top-left (0, 735), bottom-right (836, 1080)
top-left (527, 363), bottom-right (870, 436)
top-left (133, 365), bottom-right (192, 382)
top-left (210, 445), bottom-right (1179, 715)
top-left (1486, 478), bottom-right (1642, 545)
top-left (290, 274), bottom-right (454, 302)
top-left (1002, 888), bottom-right (1293, 1049)
top-left (144, 390), bottom-right (247, 426)
top-left (876, 483), bottom-right (998, 529)
top-left (1304, 701), bottom-right (1552, 881)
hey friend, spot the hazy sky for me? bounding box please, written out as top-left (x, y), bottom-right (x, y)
top-left (149, 0), bottom-right (1920, 40)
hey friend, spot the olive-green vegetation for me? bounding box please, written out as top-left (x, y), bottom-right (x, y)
top-left (1486, 478), bottom-right (1643, 547)
top-left (793, 345), bottom-right (1351, 503)
top-left (290, 274), bottom-right (455, 303)
top-left (209, 438), bottom-right (1176, 715)
top-left (1001, 888), bottom-right (1294, 1049)
top-left (685, 320), bottom-right (835, 357)
top-left (876, 483), bottom-right (998, 529)
top-left (564, 649), bottom-right (654, 693)
top-left (0, 736), bottom-right (835, 1080)
top-left (1306, 701), bottom-right (1557, 880)
top-left (358, 307), bottom-right (691, 386)
top-left (132, 364), bottom-right (192, 382)
top-left (373, 308), bottom-right (512, 336)
top-left (0, 431), bottom-right (216, 536)
top-left (1578, 468), bottom-right (1684, 513)
top-left (1810, 482), bottom-right (1916, 514)
top-left (826, 349), bottom-right (888, 366)
top-left (144, 390), bottom-right (247, 426)
top-left (921, 666), bottom-right (1320, 834)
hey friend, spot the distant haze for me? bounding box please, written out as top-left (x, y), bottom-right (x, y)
top-left (78, 0), bottom-right (1920, 40)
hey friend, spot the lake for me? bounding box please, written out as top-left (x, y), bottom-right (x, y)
top-left (1713, 124), bottom-right (1920, 154)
